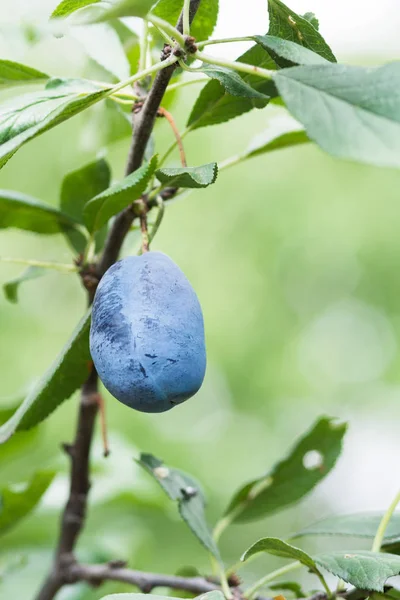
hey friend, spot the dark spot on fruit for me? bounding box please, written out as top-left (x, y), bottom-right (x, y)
top-left (145, 353), bottom-right (157, 359)
top-left (139, 363), bottom-right (148, 378)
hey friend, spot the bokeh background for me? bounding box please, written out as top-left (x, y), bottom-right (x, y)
top-left (1, 0), bottom-right (400, 597)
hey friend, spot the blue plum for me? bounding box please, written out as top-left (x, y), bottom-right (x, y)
top-left (90, 252), bottom-right (206, 413)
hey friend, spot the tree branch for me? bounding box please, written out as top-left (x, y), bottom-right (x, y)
top-left (69, 563), bottom-right (222, 595)
top-left (34, 3), bottom-right (203, 600)
top-left (56, 368), bottom-right (99, 560)
top-left (41, 561), bottom-right (349, 600)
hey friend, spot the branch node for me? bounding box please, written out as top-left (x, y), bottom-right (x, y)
top-left (184, 35), bottom-right (198, 54)
top-left (173, 46), bottom-right (186, 58)
top-left (133, 100), bottom-right (145, 114)
top-left (140, 582), bottom-right (155, 594)
top-left (108, 559), bottom-right (127, 569)
top-left (62, 443), bottom-right (75, 458)
top-left (227, 573), bottom-right (242, 588)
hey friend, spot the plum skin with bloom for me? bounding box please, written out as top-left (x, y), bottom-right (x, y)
top-left (90, 252), bottom-right (206, 413)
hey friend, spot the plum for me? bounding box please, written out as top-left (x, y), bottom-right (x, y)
top-left (90, 251), bottom-right (206, 413)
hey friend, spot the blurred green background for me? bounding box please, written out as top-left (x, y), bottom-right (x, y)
top-left (2, 1), bottom-right (400, 598)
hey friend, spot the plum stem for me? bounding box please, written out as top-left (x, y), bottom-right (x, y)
top-left (140, 212), bottom-right (150, 253)
top-left (94, 392), bottom-right (110, 457)
top-left (158, 107), bottom-right (188, 167)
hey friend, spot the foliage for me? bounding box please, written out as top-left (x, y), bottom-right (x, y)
top-left (0, 1), bottom-right (399, 600)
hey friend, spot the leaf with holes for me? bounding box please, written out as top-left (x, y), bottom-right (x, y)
top-left (254, 35), bottom-right (328, 67)
top-left (0, 311), bottom-right (91, 443)
top-left (188, 43), bottom-right (277, 130)
top-left (152, 0), bottom-right (219, 41)
top-left (0, 190), bottom-right (81, 235)
top-left (242, 537), bottom-right (317, 571)
top-left (51, 0), bottom-right (100, 18)
top-left (84, 156), bottom-right (158, 233)
top-left (274, 62), bottom-right (400, 169)
top-left (0, 60), bottom-right (48, 88)
top-left (200, 66), bottom-right (270, 100)
top-left (267, 0), bottom-right (336, 62)
top-left (224, 417), bottom-right (346, 523)
top-left (137, 453), bottom-right (221, 561)
top-left (314, 552), bottom-right (400, 592)
top-left (243, 115), bottom-right (308, 160)
top-left (156, 163), bottom-right (218, 189)
top-left (61, 157), bottom-right (111, 252)
top-left (3, 266), bottom-right (48, 304)
top-left (302, 12), bottom-right (319, 30)
top-left (294, 512), bottom-right (400, 549)
top-left (0, 471), bottom-right (55, 536)
top-left (0, 78), bottom-right (111, 169)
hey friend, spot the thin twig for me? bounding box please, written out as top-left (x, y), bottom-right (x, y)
top-left (158, 107), bottom-right (187, 167)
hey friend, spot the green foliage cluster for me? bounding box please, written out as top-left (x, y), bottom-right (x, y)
top-left (1, 1), bottom-right (400, 599)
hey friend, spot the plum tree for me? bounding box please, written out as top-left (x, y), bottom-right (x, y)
top-left (90, 252), bottom-right (206, 413)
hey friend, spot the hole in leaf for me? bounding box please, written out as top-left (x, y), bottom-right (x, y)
top-left (153, 466), bottom-right (170, 479)
top-left (8, 482), bottom-right (29, 494)
top-left (303, 450), bottom-right (324, 470)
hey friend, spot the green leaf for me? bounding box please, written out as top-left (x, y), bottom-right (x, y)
top-left (314, 551), bottom-right (400, 592)
top-left (302, 12), bottom-right (319, 30)
top-left (137, 453), bottom-right (221, 561)
top-left (81, 0), bottom-right (155, 23)
top-left (267, 0), bottom-right (336, 62)
top-left (294, 512), bottom-right (400, 546)
top-left (254, 35), bottom-right (328, 67)
top-left (243, 115), bottom-right (308, 160)
top-left (0, 311), bottom-right (91, 443)
top-left (156, 163), bottom-right (218, 189)
top-left (152, 0), bottom-right (219, 42)
top-left (84, 156), bottom-right (158, 233)
top-left (61, 158), bottom-right (111, 222)
top-left (70, 22), bottom-right (131, 81)
top-left (0, 471), bottom-right (55, 536)
top-left (242, 537), bottom-right (317, 571)
top-left (0, 78), bottom-right (111, 169)
top-left (61, 157), bottom-right (111, 252)
top-left (0, 190), bottom-right (80, 235)
top-left (0, 60), bottom-right (48, 87)
top-left (3, 266), bottom-right (47, 304)
top-left (110, 20), bottom-right (140, 76)
top-left (224, 417), bottom-right (347, 523)
top-left (274, 62), bottom-right (400, 169)
top-left (51, 0), bottom-right (100, 18)
top-left (200, 66), bottom-right (270, 99)
top-left (187, 44), bottom-right (276, 130)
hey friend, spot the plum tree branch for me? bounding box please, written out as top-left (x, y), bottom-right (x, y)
top-left (34, 2), bottom-right (202, 600)
top-left (38, 561), bottom-right (355, 600)
top-left (69, 563), bottom-right (224, 594)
